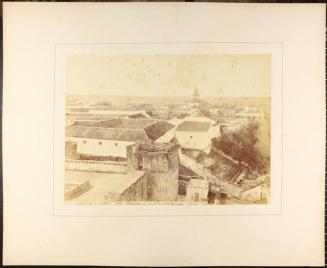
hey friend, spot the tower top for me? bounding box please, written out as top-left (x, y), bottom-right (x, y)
top-left (193, 86), bottom-right (200, 100)
top-left (138, 142), bottom-right (179, 153)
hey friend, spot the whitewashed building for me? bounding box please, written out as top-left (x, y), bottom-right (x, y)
top-left (235, 106), bottom-right (264, 120)
top-left (66, 127), bottom-right (149, 158)
top-left (175, 116), bottom-right (220, 152)
top-left (65, 119), bottom-right (175, 158)
top-left (186, 178), bottom-right (209, 202)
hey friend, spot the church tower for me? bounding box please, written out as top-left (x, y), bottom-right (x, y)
top-left (192, 86), bottom-right (200, 101)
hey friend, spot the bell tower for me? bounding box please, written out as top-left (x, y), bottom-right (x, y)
top-left (192, 86), bottom-right (200, 101)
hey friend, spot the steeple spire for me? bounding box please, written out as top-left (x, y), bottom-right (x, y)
top-left (193, 86), bottom-right (200, 100)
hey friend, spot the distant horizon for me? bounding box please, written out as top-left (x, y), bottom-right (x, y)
top-left (66, 54), bottom-right (271, 98)
top-left (67, 93), bottom-right (270, 99)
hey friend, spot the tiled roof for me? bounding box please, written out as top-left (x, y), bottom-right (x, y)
top-left (68, 118), bottom-right (174, 142)
top-left (121, 118), bottom-right (160, 129)
top-left (66, 126), bottom-right (150, 142)
top-left (72, 118), bottom-right (124, 128)
top-left (179, 165), bottom-right (200, 177)
top-left (128, 113), bottom-right (148, 119)
top-left (144, 121), bottom-right (174, 141)
top-left (66, 115), bottom-right (118, 121)
top-left (177, 121), bottom-right (211, 132)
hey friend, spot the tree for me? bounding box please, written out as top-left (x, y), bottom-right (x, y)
top-left (212, 121), bottom-right (269, 174)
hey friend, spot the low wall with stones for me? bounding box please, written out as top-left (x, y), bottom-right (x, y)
top-left (65, 159), bottom-right (127, 173)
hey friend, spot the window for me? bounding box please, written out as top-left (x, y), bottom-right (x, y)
top-left (114, 142), bottom-right (118, 146)
top-left (190, 135), bottom-right (193, 139)
top-left (83, 140), bottom-right (86, 144)
top-left (98, 141), bottom-right (102, 145)
top-left (194, 193), bottom-right (200, 202)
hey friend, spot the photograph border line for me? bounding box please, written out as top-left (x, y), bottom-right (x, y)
top-left (53, 41), bottom-right (283, 217)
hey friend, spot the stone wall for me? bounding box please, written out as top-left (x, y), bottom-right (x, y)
top-left (119, 174), bottom-right (147, 202)
top-left (126, 142), bottom-right (180, 201)
top-left (65, 159), bottom-right (128, 173)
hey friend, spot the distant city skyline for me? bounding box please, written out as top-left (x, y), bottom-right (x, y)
top-left (66, 54), bottom-right (271, 98)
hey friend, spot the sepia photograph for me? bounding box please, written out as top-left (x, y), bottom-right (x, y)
top-left (3, 2), bottom-right (325, 266)
top-left (64, 54), bottom-right (271, 205)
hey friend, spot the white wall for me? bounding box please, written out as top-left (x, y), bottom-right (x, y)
top-left (176, 131), bottom-right (211, 151)
top-left (67, 137), bottom-right (134, 158)
top-left (186, 186), bottom-right (208, 202)
top-left (175, 116), bottom-right (220, 151)
top-left (236, 111), bottom-right (264, 120)
top-left (209, 125), bottom-right (220, 139)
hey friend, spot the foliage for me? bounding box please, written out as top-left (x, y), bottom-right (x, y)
top-left (212, 121), bottom-right (270, 174)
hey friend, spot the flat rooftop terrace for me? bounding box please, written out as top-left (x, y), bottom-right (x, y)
top-left (65, 170), bottom-right (145, 203)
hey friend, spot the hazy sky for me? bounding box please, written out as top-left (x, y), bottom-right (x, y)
top-left (66, 54), bottom-right (270, 97)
